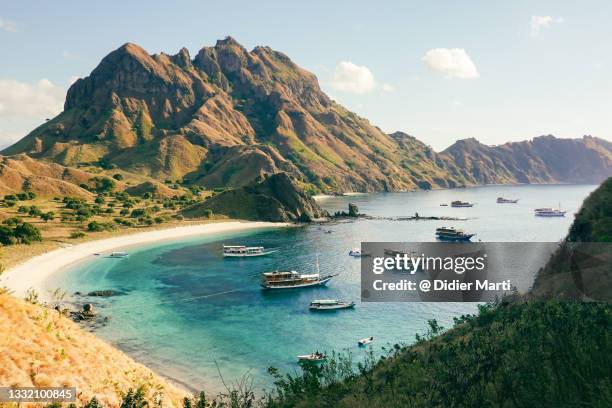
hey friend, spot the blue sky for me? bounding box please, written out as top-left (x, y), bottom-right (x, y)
top-left (1, 0), bottom-right (611, 150)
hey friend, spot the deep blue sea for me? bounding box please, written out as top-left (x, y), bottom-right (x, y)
top-left (50, 184), bottom-right (596, 393)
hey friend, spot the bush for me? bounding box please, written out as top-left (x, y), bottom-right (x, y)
top-left (203, 209), bottom-right (213, 218)
top-left (70, 231), bottom-right (86, 239)
top-left (87, 221), bottom-right (113, 232)
top-left (40, 211), bottom-right (55, 222)
top-left (154, 216), bottom-right (164, 224)
top-left (112, 173), bottom-right (124, 181)
top-left (13, 222), bottom-right (42, 244)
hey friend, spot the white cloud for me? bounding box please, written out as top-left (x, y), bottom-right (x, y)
top-left (422, 48), bottom-right (479, 79)
top-left (0, 78), bottom-right (65, 118)
top-left (330, 61), bottom-right (393, 94)
top-left (530, 16), bottom-right (564, 37)
top-left (331, 61), bottom-right (376, 94)
top-left (0, 17), bottom-right (19, 32)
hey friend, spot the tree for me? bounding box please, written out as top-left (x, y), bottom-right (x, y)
top-left (0, 226), bottom-right (15, 246)
top-left (40, 211), bottom-right (55, 222)
top-left (13, 222), bottom-right (42, 244)
top-left (112, 173), bottom-right (124, 181)
top-left (93, 177), bottom-right (116, 193)
top-left (28, 206), bottom-right (41, 217)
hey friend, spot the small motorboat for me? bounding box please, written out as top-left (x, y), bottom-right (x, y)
top-left (309, 299), bottom-right (356, 311)
top-left (349, 248), bottom-right (362, 257)
top-left (298, 352), bottom-right (326, 362)
top-left (358, 336), bottom-right (374, 346)
top-left (451, 200), bottom-right (474, 208)
top-left (109, 251), bottom-right (129, 258)
top-left (497, 197), bottom-right (519, 204)
top-left (440, 203), bottom-right (448, 206)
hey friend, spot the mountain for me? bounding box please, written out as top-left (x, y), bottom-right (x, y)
top-left (3, 38), bottom-right (611, 196)
top-left (441, 135), bottom-right (612, 185)
top-left (0, 38), bottom-right (469, 192)
top-left (0, 154), bottom-right (94, 198)
top-left (182, 172), bottom-right (327, 222)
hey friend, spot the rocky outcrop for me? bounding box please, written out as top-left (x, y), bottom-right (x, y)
top-left (182, 172), bottom-right (327, 222)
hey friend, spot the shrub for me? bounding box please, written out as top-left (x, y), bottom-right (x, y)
top-left (203, 209), bottom-right (213, 218)
top-left (40, 211), bottom-right (55, 222)
top-left (70, 231), bottom-right (86, 239)
top-left (112, 173), bottom-right (124, 181)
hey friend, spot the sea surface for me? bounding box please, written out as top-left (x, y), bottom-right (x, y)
top-left (50, 184), bottom-right (596, 393)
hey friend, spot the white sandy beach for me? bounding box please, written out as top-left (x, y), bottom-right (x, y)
top-left (1, 221), bottom-right (288, 299)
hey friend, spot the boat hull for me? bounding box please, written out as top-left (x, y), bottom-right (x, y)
top-left (310, 303), bottom-right (355, 311)
top-left (436, 234), bottom-right (475, 241)
top-left (223, 249), bottom-right (278, 258)
top-left (261, 275), bottom-right (336, 290)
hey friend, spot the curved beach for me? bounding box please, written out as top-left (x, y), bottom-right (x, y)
top-left (1, 221), bottom-right (288, 299)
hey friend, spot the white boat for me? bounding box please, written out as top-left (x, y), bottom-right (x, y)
top-left (349, 248), bottom-right (362, 257)
top-left (297, 352), bottom-right (326, 362)
top-left (497, 197), bottom-right (519, 203)
top-left (261, 256), bottom-right (338, 290)
top-left (309, 299), bottom-right (355, 311)
top-left (223, 245), bottom-right (277, 257)
top-left (451, 200), bottom-right (474, 208)
top-left (109, 251), bottom-right (129, 258)
top-left (534, 207), bottom-right (566, 217)
top-left (358, 336), bottom-right (374, 346)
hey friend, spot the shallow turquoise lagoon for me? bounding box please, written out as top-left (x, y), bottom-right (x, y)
top-left (50, 184), bottom-right (596, 392)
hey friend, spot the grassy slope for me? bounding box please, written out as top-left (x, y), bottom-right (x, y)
top-left (0, 294), bottom-right (185, 407)
top-left (265, 178), bottom-right (612, 408)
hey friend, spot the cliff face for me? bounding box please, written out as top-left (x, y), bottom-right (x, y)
top-left (182, 172), bottom-right (327, 222)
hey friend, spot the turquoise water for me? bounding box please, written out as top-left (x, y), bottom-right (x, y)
top-left (51, 184), bottom-right (596, 393)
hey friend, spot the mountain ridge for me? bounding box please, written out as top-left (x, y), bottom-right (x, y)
top-left (3, 37), bottom-right (611, 195)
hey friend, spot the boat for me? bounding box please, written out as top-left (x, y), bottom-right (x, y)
top-left (261, 257), bottom-right (338, 290)
top-left (534, 207), bottom-right (566, 217)
top-left (435, 227), bottom-right (475, 241)
top-left (349, 248), bottom-right (362, 257)
top-left (297, 352), bottom-right (326, 362)
top-left (440, 203), bottom-right (448, 206)
top-left (109, 251), bottom-right (129, 258)
top-left (358, 336), bottom-right (374, 346)
top-left (223, 245), bottom-right (278, 257)
top-left (497, 197), bottom-right (519, 203)
top-left (451, 200), bottom-right (474, 208)
top-left (309, 299), bottom-right (356, 311)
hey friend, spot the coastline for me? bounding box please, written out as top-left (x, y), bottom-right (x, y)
top-left (1, 220), bottom-right (289, 299)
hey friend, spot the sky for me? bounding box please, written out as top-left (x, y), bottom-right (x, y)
top-left (1, 0), bottom-right (611, 151)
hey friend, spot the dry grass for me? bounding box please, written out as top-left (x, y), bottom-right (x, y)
top-left (0, 294), bottom-right (186, 407)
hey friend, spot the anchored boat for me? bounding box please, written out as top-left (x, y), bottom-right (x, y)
top-left (497, 197), bottom-right (519, 203)
top-left (223, 245), bottom-right (278, 257)
top-left (534, 207), bottom-right (566, 217)
top-left (451, 200), bottom-right (475, 208)
top-left (261, 257), bottom-right (338, 290)
top-left (109, 251), bottom-right (129, 258)
top-left (309, 299), bottom-right (355, 311)
top-left (435, 227), bottom-right (475, 241)
top-left (298, 352), bottom-right (326, 362)
top-left (358, 336), bottom-right (374, 346)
